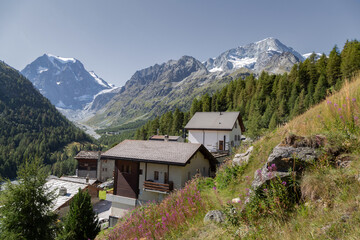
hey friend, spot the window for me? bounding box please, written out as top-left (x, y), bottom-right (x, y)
top-left (235, 135), bottom-right (237, 141)
top-left (164, 172), bottom-right (169, 183)
top-left (154, 171), bottom-right (159, 181)
top-left (235, 122), bottom-right (237, 128)
top-left (203, 167), bottom-right (206, 176)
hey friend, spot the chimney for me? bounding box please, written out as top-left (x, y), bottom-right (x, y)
top-left (164, 135), bottom-right (169, 142)
top-left (219, 112), bottom-right (223, 115)
top-left (59, 186), bottom-right (67, 196)
top-left (86, 174), bottom-right (89, 184)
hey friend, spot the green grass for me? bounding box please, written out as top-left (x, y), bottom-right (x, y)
top-left (98, 75), bottom-right (360, 240)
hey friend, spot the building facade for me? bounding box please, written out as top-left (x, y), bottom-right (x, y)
top-left (185, 112), bottom-right (245, 153)
top-left (101, 140), bottom-right (217, 223)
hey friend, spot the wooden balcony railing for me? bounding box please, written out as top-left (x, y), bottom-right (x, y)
top-left (143, 180), bottom-right (173, 193)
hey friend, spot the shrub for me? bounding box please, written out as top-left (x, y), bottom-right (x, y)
top-left (215, 162), bottom-right (246, 190)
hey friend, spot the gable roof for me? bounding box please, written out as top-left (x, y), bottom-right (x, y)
top-left (101, 140), bottom-right (217, 166)
top-left (74, 151), bottom-right (100, 160)
top-left (185, 112), bottom-right (245, 132)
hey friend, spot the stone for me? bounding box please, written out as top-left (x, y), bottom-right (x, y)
top-left (203, 210), bottom-right (225, 223)
top-left (233, 146), bottom-right (254, 166)
top-left (250, 134), bottom-right (324, 192)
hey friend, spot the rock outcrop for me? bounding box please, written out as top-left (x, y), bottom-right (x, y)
top-left (203, 210), bottom-right (226, 223)
top-left (233, 146), bottom-right (254, 166)
top-left (251, 134), bottom-right (326, 191)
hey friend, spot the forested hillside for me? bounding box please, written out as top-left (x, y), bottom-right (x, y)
top-left (0, 61), bottom-right (92, 179)
top-left (129, 40), bottom-right (360, 141)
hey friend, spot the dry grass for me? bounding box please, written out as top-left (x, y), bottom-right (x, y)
top-left (171, 75), bottom-right (360, 240)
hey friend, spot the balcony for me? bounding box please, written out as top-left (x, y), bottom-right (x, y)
top-left (143, 180), bottom-right (173, 193)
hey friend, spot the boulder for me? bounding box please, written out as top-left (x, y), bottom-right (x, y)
top-left (203, 210), bottom-right (225, 223)
top-left (233, 146), bottom-right (254, 166)
top-left (251, 134), bottom-right (324, 191)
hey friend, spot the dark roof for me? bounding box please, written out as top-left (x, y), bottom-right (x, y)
top-left (101, 140), bottom-right (217, 167)
top-left (74, 151), bottom-right (100, 160)
top-left (185, 112), bottom-right (245, 132)
top-left (149, 135), bottom-right (181, 141)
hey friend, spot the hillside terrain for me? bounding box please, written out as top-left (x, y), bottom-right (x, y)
top-left (0, 61), bottom-right (92, 178)
top-left (98, 74), bottom-right (360, 240)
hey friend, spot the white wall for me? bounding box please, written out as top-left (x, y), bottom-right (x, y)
top-left (99, 159), bottom-right (115, 182)
top-left (188, 130), bottom-right (230, 152)
top-left (188, 119), bottom-right (243, 152)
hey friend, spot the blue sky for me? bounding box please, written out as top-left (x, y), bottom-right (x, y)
top-left (0, 0), bottom-right (359, 86)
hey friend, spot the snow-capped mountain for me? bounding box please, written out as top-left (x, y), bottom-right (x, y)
top-left (21, 54), bottom-right (114, 110)
top-left (302, 52), bottom-right (323, 60)
top-left (203, 37), bottom-right (304, 74)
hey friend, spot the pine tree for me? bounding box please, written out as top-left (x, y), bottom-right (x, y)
top-left (326, 46), bottom-right (341, 87)
top-left (0, 158), bottom-right (58, 240)
top-left (313, 74), bottom-right (328, 103)
top-left (341, 40), bottom-right (360, 80)
top-left (268, 112), bottom-right (278, 130)
top-left (58, 189), bottom-right (100, 240)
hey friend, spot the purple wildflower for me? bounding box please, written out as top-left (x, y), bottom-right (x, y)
top-left (355, 116), bottom-right (359, 120)
top-left (340, 115), bottom-right (343, 119)
top-left (334, 103), bottom-right (338, 107)
top-left (271, 163), bottom-right (277, 171)
top-left (338, 108), bottom-right (342, 111)
top-left (352, 98), bottom-right (356, 102)
top-left (282, 181), bottom-right (287, 186)
top-left (213, 186), bottom-right (216, 191)
top-left (263, 188), bottom-right (268, 193)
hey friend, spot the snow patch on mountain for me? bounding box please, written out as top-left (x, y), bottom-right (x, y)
top-left (302, 52), bottom-right (323, 59)
top-left (89, 71), bottom-right (112, 88)
top-left (37, 67), bottom-right (48, 73)
top-left (45, 53), bottom-right (76, 64)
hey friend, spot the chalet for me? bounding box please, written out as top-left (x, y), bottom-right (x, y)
top-left (185, 112), bottom-right (245, 153)
top-left (102, 140), bottom-right (217, 224)
top-left (149, 135), bottom-right (184, 142)
top-left (46, 176), bottom-right (100, 217)
top-left (75, 151), bottom-right (114, 182)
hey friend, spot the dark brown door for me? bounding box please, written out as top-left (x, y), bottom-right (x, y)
top-left (114, 160), bottom-right (139, 199)
top-left (219, 140), bottom-right (224, 151)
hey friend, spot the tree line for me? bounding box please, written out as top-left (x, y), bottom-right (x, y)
top-left (131, 40), bottom-right (360, 140)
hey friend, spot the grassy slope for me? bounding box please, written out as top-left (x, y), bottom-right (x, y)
top-left (172, 74), bottom-right (360, 239)
top-left (99, 75), bottom-right (360, 240)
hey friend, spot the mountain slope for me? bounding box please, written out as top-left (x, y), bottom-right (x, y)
top-left (21, 54), bottom-right (113, 110)
top-left (203, 37), bottom-right (303, 74)
top-left (87, 55), bottom-right (243, 127)
top-left (0, 60), bottom-right (91, 179)
top-left (87, 38), bottom-right (302, 129)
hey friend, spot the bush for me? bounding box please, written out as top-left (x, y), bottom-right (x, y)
top-left (215, 162), bottom-right (246, 190)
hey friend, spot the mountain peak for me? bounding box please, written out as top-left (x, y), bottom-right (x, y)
top-left (21, 55), bottom-right (113, 110)
top-left (204, 37), bottom-right (304, 73)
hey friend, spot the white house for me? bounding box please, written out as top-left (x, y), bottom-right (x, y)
top-left (185, 112), bottom-right (245, 153)
top-left (101, 140), bottom-right (217, 226)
